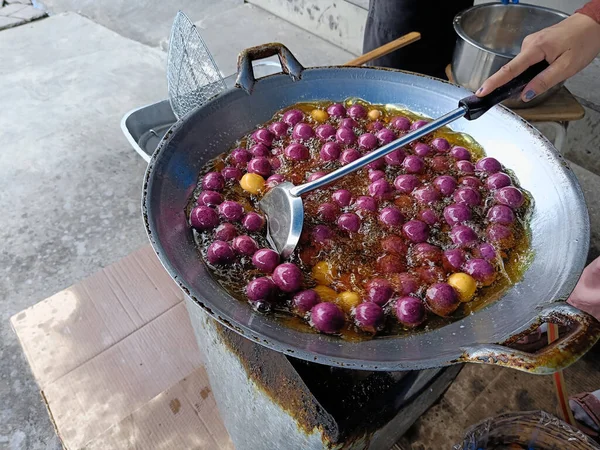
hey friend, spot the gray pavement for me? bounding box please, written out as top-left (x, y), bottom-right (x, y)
top-left (571, 163), bottom-right (600, 265)
top-left (0, 13), bottom-right (165, 449)
top-left (562, 106), bottom-right (600, 178)
top-left (0, 2), bottom-right (45, 30)
top-left (36, 0), bottom-right (242, 47)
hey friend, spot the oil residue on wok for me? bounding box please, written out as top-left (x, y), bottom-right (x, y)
top-left (187, 99), bottom-right (533, 341)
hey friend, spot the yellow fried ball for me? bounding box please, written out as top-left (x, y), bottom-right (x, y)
top-left (314, 285), bottom-right (338, 302)
top-left (336, 291), bottom-right (362, 313)
top-left (368, 109), bottom-right (382, 120)
top-left (311, 109), bottom-right (329, 123)
top-left (448, 272), bottom-right (477, 302)
top-left (312, 261), bottom-right (338, 285)
top-left (240, 173), bottom-right (265, 194)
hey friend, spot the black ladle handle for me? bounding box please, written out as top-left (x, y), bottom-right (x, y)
top-left (459, 60), bottom-right (550, 120)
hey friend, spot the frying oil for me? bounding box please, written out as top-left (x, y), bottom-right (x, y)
top-left (188, 99), bottom-right (533, 341)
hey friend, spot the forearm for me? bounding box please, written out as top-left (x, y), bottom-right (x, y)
top-left (577, 0), bottom-right (600, 24)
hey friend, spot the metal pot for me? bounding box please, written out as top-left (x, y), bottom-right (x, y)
top-left (452, 3), bottom-right (569, 108)
top-left (143, 43), bottom-right (598, 374)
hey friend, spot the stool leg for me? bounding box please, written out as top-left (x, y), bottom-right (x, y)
top-left (533, 121), bottom-right (569, 151)
top-left (554, 121), bottom-right (568, 151)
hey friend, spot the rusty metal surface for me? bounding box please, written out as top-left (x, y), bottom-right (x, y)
top-left (214, 320), bottom-right (339, 443)
top-left (458, 303), bottom-right (600, 374)
top-left (143, 43), bottom-right (593, 373)
top-left (185, 297), bottom-right (328, 449)
top-left (185, 296), bottom-right (460, 449)
top-left (215, 320), bottom-right (441, 446)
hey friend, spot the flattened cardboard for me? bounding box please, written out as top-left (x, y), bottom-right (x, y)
top-left (11, 246), bottom-right (183, 389)
top-left (42, 302), bottom-right (202, 448)
top-left (86, 367), bottom-right (233, 450)
top-left (10, 246), bottom-right (218, 449)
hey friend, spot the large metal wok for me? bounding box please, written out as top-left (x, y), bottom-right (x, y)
top-left (143, 43), bottom-right (599, 374)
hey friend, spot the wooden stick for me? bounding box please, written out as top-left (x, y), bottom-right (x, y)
top-left (445, 64), bottom-right (455, 83)
top-left (344, 32), bottom-right (421, 67)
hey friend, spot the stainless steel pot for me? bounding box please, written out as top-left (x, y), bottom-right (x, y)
top-left (452, 3), bottom-right (569, 108)
top-left (143, 43), bottom-right (599, 374)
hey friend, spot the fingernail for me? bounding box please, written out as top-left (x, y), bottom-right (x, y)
top-left (477, 87), bottom-right (483, 94)
top-left (524, 90), bottom-right (536, 101)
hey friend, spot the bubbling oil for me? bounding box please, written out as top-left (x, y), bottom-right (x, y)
top-left (188, 99), bottom-right (533, 340)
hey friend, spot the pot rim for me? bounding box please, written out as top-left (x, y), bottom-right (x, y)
top-left (143, 64), bottom-right (593, 373)
top-left (453, 3), bottom-right (569, 59)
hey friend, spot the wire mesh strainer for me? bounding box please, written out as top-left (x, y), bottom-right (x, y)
top-left (167, 11), bottom-right (227, 120)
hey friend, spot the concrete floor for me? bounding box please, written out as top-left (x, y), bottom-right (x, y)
top-left (35, 0), bottom-right (243, 47)
top-left (0, 13), bottom-right (165, 449)
top-left (1, 2), bottom-right (600, 449)
top-left (0, 5), bottom-right (355, 448)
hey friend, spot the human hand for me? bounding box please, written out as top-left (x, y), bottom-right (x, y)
top-left (568, 256), bottom-right (600, 322)
top-left (476, 13), bottom-right (600, 102)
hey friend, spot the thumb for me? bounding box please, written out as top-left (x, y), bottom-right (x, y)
top-left (520, 53), bottom-right (574, 102)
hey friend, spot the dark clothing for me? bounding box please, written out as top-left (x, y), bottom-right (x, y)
top-left (363, 0), bottom-right (474, 79)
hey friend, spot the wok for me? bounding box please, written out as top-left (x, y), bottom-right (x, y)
top-left (143, 43), bottom-right (599, 374)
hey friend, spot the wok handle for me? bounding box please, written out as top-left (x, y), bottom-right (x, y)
top-left (459, 60), bottom-right (549, 120)
top-left (459, 303), bottom-right (600, 374)
top-left (235, 42), bottom-right (304, 94)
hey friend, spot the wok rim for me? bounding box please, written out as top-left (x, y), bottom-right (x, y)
top-left (142, 65), bottom-right (589, 371)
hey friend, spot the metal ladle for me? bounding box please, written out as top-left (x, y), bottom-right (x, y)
top-left (260, 61), bottom-right (548, 258)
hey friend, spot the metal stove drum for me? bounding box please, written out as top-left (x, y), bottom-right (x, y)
top-left (122, 66), bottom-right (462, 449)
